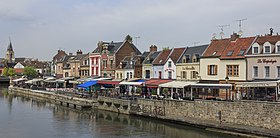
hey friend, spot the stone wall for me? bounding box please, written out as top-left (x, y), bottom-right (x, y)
top-left (131, 99), bottom-right (280, 131)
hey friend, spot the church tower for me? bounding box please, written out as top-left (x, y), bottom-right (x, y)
top-left (6, 40), bottom-right (15, 63)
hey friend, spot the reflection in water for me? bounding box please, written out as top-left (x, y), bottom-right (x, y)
top-left (0, 85), bottom-right (239, 138)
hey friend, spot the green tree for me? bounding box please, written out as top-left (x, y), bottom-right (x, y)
top-left (125, 35), bottom-right (133, 43)
top-left (2, 67), bottom-right (15, 77)
top-left (23, 66), bottom-right (38, 78)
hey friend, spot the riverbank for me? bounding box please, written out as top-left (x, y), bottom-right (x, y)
top-left (9, 86), bottom-right (280, 137)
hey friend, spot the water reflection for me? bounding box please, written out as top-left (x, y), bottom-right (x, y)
top-left (0, 85), bottom-right (239, 138)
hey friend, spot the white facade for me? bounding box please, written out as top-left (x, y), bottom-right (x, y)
top-left (163, 58), bottom-right (176, 79)
top-left (89, 54), bottom-right (101, 76)
top-left (152, 65), bottom-right (164, 79)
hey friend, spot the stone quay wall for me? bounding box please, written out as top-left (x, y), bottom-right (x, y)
top-left (130, 98), bottom-right (280, 136)
top-left (9, 87), bottom-right (280, 137)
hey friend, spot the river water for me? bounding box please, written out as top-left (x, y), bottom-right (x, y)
top-left (0, 84), bottom-right (238, 138)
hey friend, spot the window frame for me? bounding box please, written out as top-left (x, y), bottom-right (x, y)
top-left (226, 65), bottom-right (239, 77)
top-left (264, 66), bottom-right (270, 78)
top-left (253, 66), bottom-right (258, 78)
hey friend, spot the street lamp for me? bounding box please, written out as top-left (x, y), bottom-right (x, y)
top-left (225, 76), bottom-right (229, 100)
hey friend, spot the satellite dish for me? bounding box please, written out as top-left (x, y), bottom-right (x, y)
top-left (238, 30), bottom-right (243, 36)
top-left (219, 32), bottom-right (225, 38)
top-left (212, 33), bottom-right (217, 40)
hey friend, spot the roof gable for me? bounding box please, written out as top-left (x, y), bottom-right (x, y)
top-left (152, 50), bottom-right (172, 65)
top-left (169, 48), bottom-right (186, 63)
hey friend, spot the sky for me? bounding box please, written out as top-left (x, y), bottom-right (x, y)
top-left (0, 0), bottom-right (280, 61)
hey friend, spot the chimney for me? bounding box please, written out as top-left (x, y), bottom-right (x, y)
top-left (149, 45), bottom-right (157, 52)
top-left (230, 33), bottom-right (239, 41)
top-left (270, 28), bottom-right (274, 36)
top-left (76, 49), bottom-right (83, 55)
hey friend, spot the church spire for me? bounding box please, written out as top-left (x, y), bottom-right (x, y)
top-left (7, 37), bottom-right (13, 51)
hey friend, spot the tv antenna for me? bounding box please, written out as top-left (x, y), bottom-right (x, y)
top-left (193, 42), bottom-right (200, 46)
top-left (134, 36), bottom-right (140, 47)
top-left (218, 24), bottom-right (230, 39)
top-left (235, 18), bottom-right (247, 36)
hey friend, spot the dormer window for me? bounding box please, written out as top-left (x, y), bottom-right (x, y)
top-left (195, 54), bottom-right (200, 62)
top-left (263, 42), bottom-right (271, 54)
top-left (252, 43), bottom-right (259, 54)
top-left (237, 49), bottom-right (246, 56)
top-left (277, 45), bottom-right (280, 53)
top-left (226, 50), bottom-right (234, 56)
top-left (276, 41), bottom-right (280, 53)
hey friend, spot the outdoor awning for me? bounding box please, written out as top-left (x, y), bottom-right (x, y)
top-left (77, 80), bottom-right (97, 88)
top-left (145, 79), bottom-right (172, 88)
top-left (97, 80), bottom-right (121, 85)
top-left (119, 81), bottom-right (143, 86)
top-left (190, 83), bottom-right (232, 89)
top-left (159, 81), bottom-right (197, 88)
top-left (13, 78), bottom-right (27, 82)
top-left (236, 81), bottom-right (278, 88)
top-left (25, 78), bottom-right (44, 84)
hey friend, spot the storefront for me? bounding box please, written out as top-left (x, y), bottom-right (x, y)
top-left (236, 81), bottom-right (280, 101)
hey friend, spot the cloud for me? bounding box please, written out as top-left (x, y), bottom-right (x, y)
top-left (0, 0), bottom-right (280, 60)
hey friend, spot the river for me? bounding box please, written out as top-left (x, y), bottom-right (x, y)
top-left (0, 84), bottom-right (238, 138)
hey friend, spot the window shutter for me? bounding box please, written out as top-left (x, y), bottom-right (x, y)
top-left (208, 65), bottom-right (210, 75)
top-left (214, 65), bottom-right (218, 75)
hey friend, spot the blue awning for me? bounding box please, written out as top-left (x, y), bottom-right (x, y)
top-left (136, 79), bottom-right (146, 82)
top-left (77, 80), bottom-right (97, 88)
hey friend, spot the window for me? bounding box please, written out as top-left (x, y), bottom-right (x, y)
top-left (159, 71), bottom-right (162, 79)
top-left (238, 49), bottom-right (245, 56)
top-left (182, 71), bottom-right (186, 79)
top-left (277, 66), bottom-right (280, 78)
top-left (265, 66), bottom-right (270, 78)
top-left (168, 71), bottom-right (172, 79)
top-left (227, 50), bottom-right (234, 56)
top-left (208, 65), bottom-right (217, 75)
top-left (253, 47), bottom-right (258, 54)
top-left (104, 73), bottom-right (107, 78)
top-left (145, 70), bottom-right (150, 79)
top-left (195, 54), bottom-right (200, 62)
top-left (110, 60), bottom-right (113, 68)
top-left (264, 46), bottom-right (270, 53)
top-left (130, 72), bottom-right (133, 79)
top-left (277, 45), bottom-right (280, 53)
top-left (253, 66), bottom-right (258, 78)
top-left (127, 72), bottom-right (129, 79)
top-left (168, 61), bottom-right (172, 67)
top-left (191, 71), bottom-right (197, 79)
top-left (120, 73), bottom-right (122, 79)
top-left (96, 58), bottom-right (98, 65)
top-left (103, 60), bottom-right (107, 68)
top-left (227, 65), bottom-right (239, 76)
top-left (212, 51), bottom-right (217, 56)
top-left (96, 67), bottom-right (98, 76)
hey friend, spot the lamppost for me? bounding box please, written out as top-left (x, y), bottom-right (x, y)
top-left (225, 76), bottom-right (229, 101)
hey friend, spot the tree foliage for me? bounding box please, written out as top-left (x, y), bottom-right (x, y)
top-left (125, 35), bottom-right (133, 42)
top-left (23, 66), bottom-right (38, 78)
top-left (2, 67), bottom-right (15, 77)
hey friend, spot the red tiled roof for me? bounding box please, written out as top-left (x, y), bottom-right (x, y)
top-left (220, 37), bottom-right (256, 59)
top-left (202, 39), bottom-right (230, 57)
top-left (152, 50), bottom-right (171, 65)
top-left (255, 35), bottom-right (280, 45)
top-left (169, 48), bottom-right (186, 63)
top-left (145, 79), bottom-right (172, 88)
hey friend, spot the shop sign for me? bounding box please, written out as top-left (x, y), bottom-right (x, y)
top-left (182, 66), bottom-right (195, 70)
top-left (257, 59), bottom-right (277, 64)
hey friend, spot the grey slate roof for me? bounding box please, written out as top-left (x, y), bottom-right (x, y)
top-left (177, 44), bottom-right (208, 63)
top-left (142, 51), bottom-right (161, 64)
